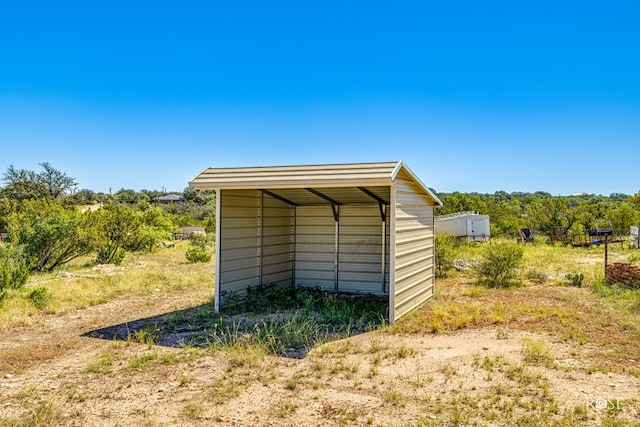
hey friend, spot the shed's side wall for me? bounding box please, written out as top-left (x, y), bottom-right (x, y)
top-left (261, 195), bottom-right (294, 287)
top-left (294, 205), bottom-right (336, 289)
top-left (219, 190), bottom-right (260, 296)
top-left (393, 175), bottom-right (436, 321)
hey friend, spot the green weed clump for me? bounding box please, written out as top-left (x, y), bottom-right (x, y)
top-left (125, 352), bottom-right (158, 369)
top-left (209, 285), bottom-right (387, 357)
top-left (0, 400), bottom-right (65, 427)
top-left (524, 268), bottom-right (548, 284)
top-left (565, 273), bottom-right (584, 287)
top-left (27, 286), bottom-right (51, 310)
top-left (521, 337), bottom-right (553, 366)
top-left (133, 325), bottom-right (161, 349)
top-left (475, 242), bottom-right (524, 288)
top-left (87, 351), bottom-right (115, 373)
top-left (226, 283), bottom-right (387, 327)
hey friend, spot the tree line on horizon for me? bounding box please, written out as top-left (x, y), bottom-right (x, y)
top-left (1, 163), bottom-right (639, 297)
top-left (434, 189), bottom-right (640, 240)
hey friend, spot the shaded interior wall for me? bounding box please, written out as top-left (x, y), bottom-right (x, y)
top-left (294, 205), bottom-right (389, 295)
top-left (337, 205), bottom-right (389, 294)
top-left (218, 190), bottom-right (260, 297)
top-left (294, 205), bottom-right (336, 289)
top-left (393, 174), bottom-right (436, 321)
top-left (217, 190), bottom-right (393, 310)
top-left (261, 195), bottom-right (294, 287)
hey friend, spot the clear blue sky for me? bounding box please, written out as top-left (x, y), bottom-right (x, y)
top-left (1, 1), bottom-right (638, 196)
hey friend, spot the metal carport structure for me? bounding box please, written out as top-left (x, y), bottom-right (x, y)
top-left (189, 161), bottom-right (442, 323)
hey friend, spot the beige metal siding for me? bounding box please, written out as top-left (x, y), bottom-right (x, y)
top-left (218, 190), bottom-right (260, 297)
top-left (338, 206), bottom-right (387, 294)
top-left (261, 194), bottom-right (294, 287)
top-left (295, 206), bottom-right (336, 289)
top-left (393, 175), bottom-right (436, 321)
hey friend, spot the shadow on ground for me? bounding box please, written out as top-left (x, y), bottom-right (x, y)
top-left (83, 301), bottom-right (387, 359)
top-left (83, 302), bottom-right (222, 348)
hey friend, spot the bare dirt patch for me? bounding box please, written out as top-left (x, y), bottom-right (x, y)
top-left (1, 283), bottom-right (639, 426)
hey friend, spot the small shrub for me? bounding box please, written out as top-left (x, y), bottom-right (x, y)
top-left (28, 286), bottom-right (51, 310)
top-left (525, 268), bottom-right (547, 284)
top-left (186, 233), bottom-right (212, 263)
top-left (0, 243), bottom-right (30, 293)
top-left (185, 247), bottom-right (212, 263)
top-left (475, 242), bottom-right (524, 288)
top-left (435, 233), bottom-right (459, 278)
top-left (96, 247), bottom-right (125, 265)
top-left (565, 273), bottom-right (584, 287)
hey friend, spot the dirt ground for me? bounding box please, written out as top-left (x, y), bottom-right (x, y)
top-left (1, 285), bottom-right (639, 426)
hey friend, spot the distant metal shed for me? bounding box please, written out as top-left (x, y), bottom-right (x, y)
top-left (189, 161), bottom-right (442, 323)
top-left (435, 211), bottom-right (491, 242)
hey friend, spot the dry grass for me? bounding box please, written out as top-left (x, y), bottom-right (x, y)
top-left (389, 239), bottom-right (640, 376)
top-left (0, 338), bottom-right (83, 372)
top-left (0, 241), bottom-right (213, 329)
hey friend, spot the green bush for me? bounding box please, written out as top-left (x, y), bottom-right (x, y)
top-left (185, 233), bottom-right (212, 263)
top-left (565, 273), bottom-right (584, 287)
top-left (185, 247), bottom-right (212, 263)
top-left (28, 286), bottom-right (51, 310)
top-left (475, 242), bottom-right (524, 288)
top-left (96, 247), bottom-right (126, 265)
top-left (525, 268), bottom-right (548, 284)
top-left (0, 243), bottom-right (30, 294)
top-left (435, 233), bottom-right (459, 278)
top-left (8, 200), bottom-right (94, 272)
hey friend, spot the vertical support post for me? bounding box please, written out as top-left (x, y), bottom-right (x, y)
top-left (381, 204), bottom-right (387, 294)
top-left (432, 210), bottom-right (436, 297)
top-left (604, 233), bottom-right (609, 280)
top-left (292, 205), bottom-right (297, 288)
top-left (388, 186), bottom-right (396, 323)
top-left (334, 205), bottom-right (340, 292)
top-left (258, 191), bottom-right (263, 287)
top-left (214, 189), bottom-right (222, 313)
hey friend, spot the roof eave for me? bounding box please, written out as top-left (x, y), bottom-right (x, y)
top-left (189, 178), bottom-right (394, 191)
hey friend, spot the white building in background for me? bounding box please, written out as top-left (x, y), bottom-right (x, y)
top-left (436, 211), bottom-right (491, 242)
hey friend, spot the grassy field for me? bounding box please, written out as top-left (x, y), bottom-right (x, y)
top-left (0, 239), bottom-right (639, 426)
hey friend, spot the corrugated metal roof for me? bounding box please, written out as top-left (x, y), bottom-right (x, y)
top-left (190, 161), bottom-right (442, 206)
